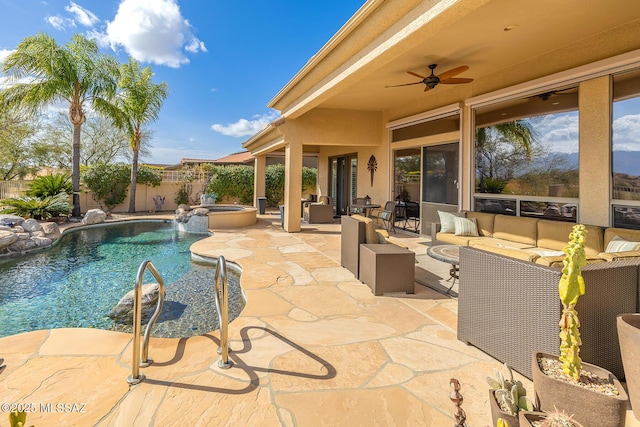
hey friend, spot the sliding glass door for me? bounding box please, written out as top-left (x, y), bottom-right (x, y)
top-left (329, 154), bottom-right (357, 216)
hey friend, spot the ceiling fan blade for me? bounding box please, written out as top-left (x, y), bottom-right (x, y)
top-left (407, 71), bottom-right (426, 79)
top-left (437, 65), bottom-right (469, 81)
top-left (385, 81), bottom-right (424, 88)
top-left (440, 77), bottom-right (474, 84)
top-left (424, 85), bottom-right (431, 92)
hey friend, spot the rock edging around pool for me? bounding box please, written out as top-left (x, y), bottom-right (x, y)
top-left (0, 214), bottom-right (61, 256)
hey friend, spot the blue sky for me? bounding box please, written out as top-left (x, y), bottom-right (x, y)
top-left (0, 0), bottom-right (365, 164)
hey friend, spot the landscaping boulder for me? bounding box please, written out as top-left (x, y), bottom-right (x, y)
top-left (192, 207), bottom-right (209, 216)
top-left (108, 283), bottom-right (161, 324)
top-left (0, 230), bottom-right (18, 251)
top-left (21, 219), bottom-right (42, 233)
top-left (82, 209), bottom-right (107, 225)
top-left (41, 222), bottom-right (61, 239)
top-left (0, 214), bottom-right (24, 227)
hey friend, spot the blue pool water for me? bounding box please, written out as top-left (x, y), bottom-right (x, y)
top-left (0, 221), bottom-right (244, 338)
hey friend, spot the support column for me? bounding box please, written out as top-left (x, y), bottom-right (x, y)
top-left (579, 76), bottom-right (612, 226)
top-left (253, 154), bottom-right (266, 207)
top-left (284, 141), bottom-right (303, 232)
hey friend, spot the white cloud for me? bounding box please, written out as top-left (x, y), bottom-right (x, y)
top-left (101, 0), bottom-right (206, 68)
top-left (0, 49), bottom-right (14, 62)
top-left (613, 114), bottom-right (640, 150)
top-left (530, 112), bottom-right (579, 153)
top-left (45, 15), bottom-right (74, 31)
top-left (65, 2), bottom-right (99, 27)
top-left (211, 112), bottom-right (280, 137)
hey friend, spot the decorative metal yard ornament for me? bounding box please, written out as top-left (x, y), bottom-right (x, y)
top-left (450, 378), bottom-right (467, 427)
top-left (367, 155), bottom-right (377, 186)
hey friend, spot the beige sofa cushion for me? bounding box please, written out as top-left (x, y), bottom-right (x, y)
top-left (492, 215), bottom-right (538, 246)
top-left (536, 220), bottom-right (604, 256)
top-left (435, 232), bottom-right (486, 246)
top-left (471, 243), bottom-right (539, 262)
top-left (465, 211), bottom-right (495, 237)
top-left (599, 250), bottom-right (640, 261)
top-left (604, 227), bottom-right (640, 248)
top-left (469, 238), bottom-right (535, 250)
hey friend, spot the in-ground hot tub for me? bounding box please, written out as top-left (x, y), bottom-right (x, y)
top-left (202, 204), bottom-right (257, 229)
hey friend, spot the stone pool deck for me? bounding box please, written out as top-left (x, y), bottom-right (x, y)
top-left (0, 213), bottom-right (638, 426)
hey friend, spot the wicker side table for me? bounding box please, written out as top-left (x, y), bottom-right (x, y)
top-left (358, 244), bottom-right (415, 295)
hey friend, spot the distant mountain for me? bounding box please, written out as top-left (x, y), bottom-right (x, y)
top-left (613, 150), bottom-right (640, 177)
top-left (528, 151), bottom-right (639, 177)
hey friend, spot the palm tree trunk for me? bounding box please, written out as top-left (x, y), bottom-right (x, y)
top-left (128, 143), bottom-right (139, 213)
top-left (72, 123), bottom-right (82, 217)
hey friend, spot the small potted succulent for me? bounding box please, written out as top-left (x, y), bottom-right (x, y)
top-left (487, 364), bottom-right (535, 427)
top-left (531, 225), bottom-right (628, 427)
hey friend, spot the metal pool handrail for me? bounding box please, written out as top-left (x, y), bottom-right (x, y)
top-left (127, 260), bottom-right (165, 385)
top-left (214, 256), bottom-right (232, 369)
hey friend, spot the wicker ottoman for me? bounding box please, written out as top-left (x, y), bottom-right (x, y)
top-left (359, 244), bottom-right (415, 295)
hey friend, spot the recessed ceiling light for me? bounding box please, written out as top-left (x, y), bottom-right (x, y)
top-left (501, 112), bottom-right (508, 116)
top-left (504, 25), bottom-right (519, 32)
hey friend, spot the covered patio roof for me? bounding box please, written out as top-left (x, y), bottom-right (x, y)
top-left (245, 0), bottom-right (640, 154)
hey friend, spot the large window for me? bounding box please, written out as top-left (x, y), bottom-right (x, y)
top-left (473, 87), bottom-right (579, 221)
top-left (612, 68), bottom-right (640, 229)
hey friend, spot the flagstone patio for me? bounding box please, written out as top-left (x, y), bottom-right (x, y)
top-left (0, 213), bottom-right (637, 426)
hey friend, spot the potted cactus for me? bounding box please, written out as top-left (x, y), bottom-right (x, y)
top-left (519, 408), bottom-right (584, 427)
top-left (487, 364), bottom-right (535, 427)
top-left (531, 225), bottom-right (628, 427)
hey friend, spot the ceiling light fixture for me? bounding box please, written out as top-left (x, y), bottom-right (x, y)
top-left (503, 24), bottom-right (518, 32)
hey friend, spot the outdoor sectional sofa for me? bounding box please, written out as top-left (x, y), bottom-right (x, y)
top-left (432, 211), bottom-right (640, 265)
top-left (430, 211), bottom-right (640, 379)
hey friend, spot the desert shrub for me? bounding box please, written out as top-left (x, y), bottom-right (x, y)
top-left (174, 184), bottom-right (190, 205)
top-left (136, 165), bottom-right (163, 187)
top-left (26, 173), bottom-right (72, 197)
top-left (206, 164), bottom-right (317, 207)
top-left (206, 165), bottom-right (254, 205)
top-left (0, 192), bottom-right (72, 219)
top-left (83, 163), bottom-right (131, 212)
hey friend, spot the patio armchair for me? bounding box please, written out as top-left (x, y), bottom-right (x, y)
top-left (370, 201), bottom-right (396, 232)
top-left (303, 196), bottom-right (334, 223)
top-left (341, 214), bottom-right (414, 295)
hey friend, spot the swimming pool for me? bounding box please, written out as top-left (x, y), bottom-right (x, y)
top-left (0, 221), bottom-right (244, 338)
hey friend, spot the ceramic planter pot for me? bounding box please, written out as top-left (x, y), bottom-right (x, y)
top-left (489, 389), bottom-right (519, 427)
top-left (617, 313), bottom-right (640, 421)
top-left (519, 411), bottom-right (585, 427)
top-left (531, 352), bottom-right (628, 427)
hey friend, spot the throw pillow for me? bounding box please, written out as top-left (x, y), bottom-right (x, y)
top-left (454, 216), bottom-right (479, 236)
top-left (438, 211), bottom-right (463, 233)
top-left (606, 235), bottom-right (640, 253)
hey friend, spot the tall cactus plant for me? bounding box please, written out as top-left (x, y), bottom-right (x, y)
top-left (558, 224), bottom-right (587, 381)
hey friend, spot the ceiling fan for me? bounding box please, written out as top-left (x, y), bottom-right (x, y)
top-left (386, 64), bottom-right (474, 92)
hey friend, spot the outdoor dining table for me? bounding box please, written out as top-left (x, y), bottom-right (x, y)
top-left (350, 203), bottom-right (381, 218)
top-left (426, 244), bottom-right (460, 294)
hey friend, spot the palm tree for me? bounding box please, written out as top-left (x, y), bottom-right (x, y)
top-left (107, 58), bottom-right (168, 213)
top-left (1, 33), bottom-right (120, 217)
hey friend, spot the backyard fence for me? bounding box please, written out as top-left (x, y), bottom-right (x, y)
top-left (0, 180), bottom-right (30, 208)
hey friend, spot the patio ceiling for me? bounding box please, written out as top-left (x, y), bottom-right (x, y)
top-left (271, 0), bottom-right (640, 120)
